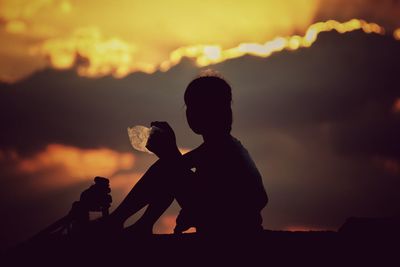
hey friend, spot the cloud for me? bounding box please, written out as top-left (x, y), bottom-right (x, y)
top-left (1, 30), bottom-right (400, 248)
top-left (395, 29), bottom-right (400, 40)
top-left (0, 142), bottom-right (135, 248)
top-left (2, 0), bottom-right (400, 83)
top-left (0, 27), bottom-right (47, 82)
top-left (314, 0), bottom-right (400, 31)
top-left (0, 0), bottom-right (318, 82)
top-left (0, 142), bottom-right (188, 242)
top-left (3, 0), bottom-right (400, 83)
top-left (0, 0), bottom-right (73, 81)
top-left (39, 27), bottom-right (139, 77)
top-left (4, 143), bottom-right (135, 191)
top-left (0, 0), bottom-right (400, 82)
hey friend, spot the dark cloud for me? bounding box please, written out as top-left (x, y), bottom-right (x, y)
top-left (1, 30), bottom-right (400, 248)
top-left (220, 31), bottom-right (400, 158)
top-left (0, 62), bottom-right (201, 154)
top-left (2, 31), bottom-right (399, 157)
top-left (314, 0), bottom-right (400, 31)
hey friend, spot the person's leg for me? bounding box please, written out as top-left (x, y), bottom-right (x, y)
top-left (124, 193), bottom-right (174, 234)
top-left (172, 170), bottom-right (200, 233)
top-left (109, 159), bottom-right (177, 229)
top-left (125, 166), bottom-right (198, 234)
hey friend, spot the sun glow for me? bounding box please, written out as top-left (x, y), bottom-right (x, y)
top-left (394, 28), bottom-right (400, 40)
top-left (39, 19), bottom-right (387, 79)
top-left (0, 0), bottom-right (318, 82)
top-left (16, 144), bottom-right (135, 190)
top-left (158, 19), bottom-right (385, 72)
top-left (0, 0), bottom-right (398, 82)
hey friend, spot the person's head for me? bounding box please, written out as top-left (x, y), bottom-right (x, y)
top-left (184, 71), bottom-right (232, 136)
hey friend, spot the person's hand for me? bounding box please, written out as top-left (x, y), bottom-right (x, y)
top-left (146, 121), bottom-right (180, 159)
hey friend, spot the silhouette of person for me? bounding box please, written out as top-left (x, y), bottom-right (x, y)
top-left (106, 72), bottom-right (268, 235)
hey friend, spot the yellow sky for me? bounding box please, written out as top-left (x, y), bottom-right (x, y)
top-left (0, 0), bottom-right (318, 82)
top-left (0, 0), bottom-right (398, 82)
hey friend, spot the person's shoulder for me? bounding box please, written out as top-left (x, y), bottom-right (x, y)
top-left (228, 136), bottom-right (248, 154)
top-left (228, 137), bottom-right (263, 179)
top-left (230, 135), bottom-right (242, 146)
top-left (228, 136), bottom-right (257, 165)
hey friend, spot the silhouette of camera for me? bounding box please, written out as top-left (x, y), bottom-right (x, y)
top-left (79, 176), bottom-right (112, 217)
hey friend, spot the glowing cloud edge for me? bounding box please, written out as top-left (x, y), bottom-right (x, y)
top-left (34, 19), bottom-right (397, 81)
top-left (158, 19), bottom-right (385, 73)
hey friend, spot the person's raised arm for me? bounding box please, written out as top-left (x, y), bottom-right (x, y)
top-left (146, 121), bottom-right (182, 160)
top-left (146, 121), bottom-right (199, 233)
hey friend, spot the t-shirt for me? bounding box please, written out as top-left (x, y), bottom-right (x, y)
top-left (181, 135), bottom-right (268, 234)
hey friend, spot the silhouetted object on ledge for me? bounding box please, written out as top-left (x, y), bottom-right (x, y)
top-left (30, 176), bottom-right (111, 241)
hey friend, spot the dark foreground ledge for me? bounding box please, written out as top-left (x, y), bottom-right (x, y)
top-left (4, 217), bottom-right (400, 266)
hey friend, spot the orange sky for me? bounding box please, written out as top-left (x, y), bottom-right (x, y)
top-left (1, 0), bottom-right (399, 82)
top-left (1, 143), bottom-right (192, 234)
top-left (0, 0), bottom-right (318, 82)
top-left (15, 143), bottom-right (135, 190)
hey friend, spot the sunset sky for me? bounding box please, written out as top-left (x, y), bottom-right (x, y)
top-left (1, 0), bottom-right (400, 249)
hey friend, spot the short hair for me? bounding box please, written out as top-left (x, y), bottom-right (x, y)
top-left (184, 71), bottom-right (233, 133)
